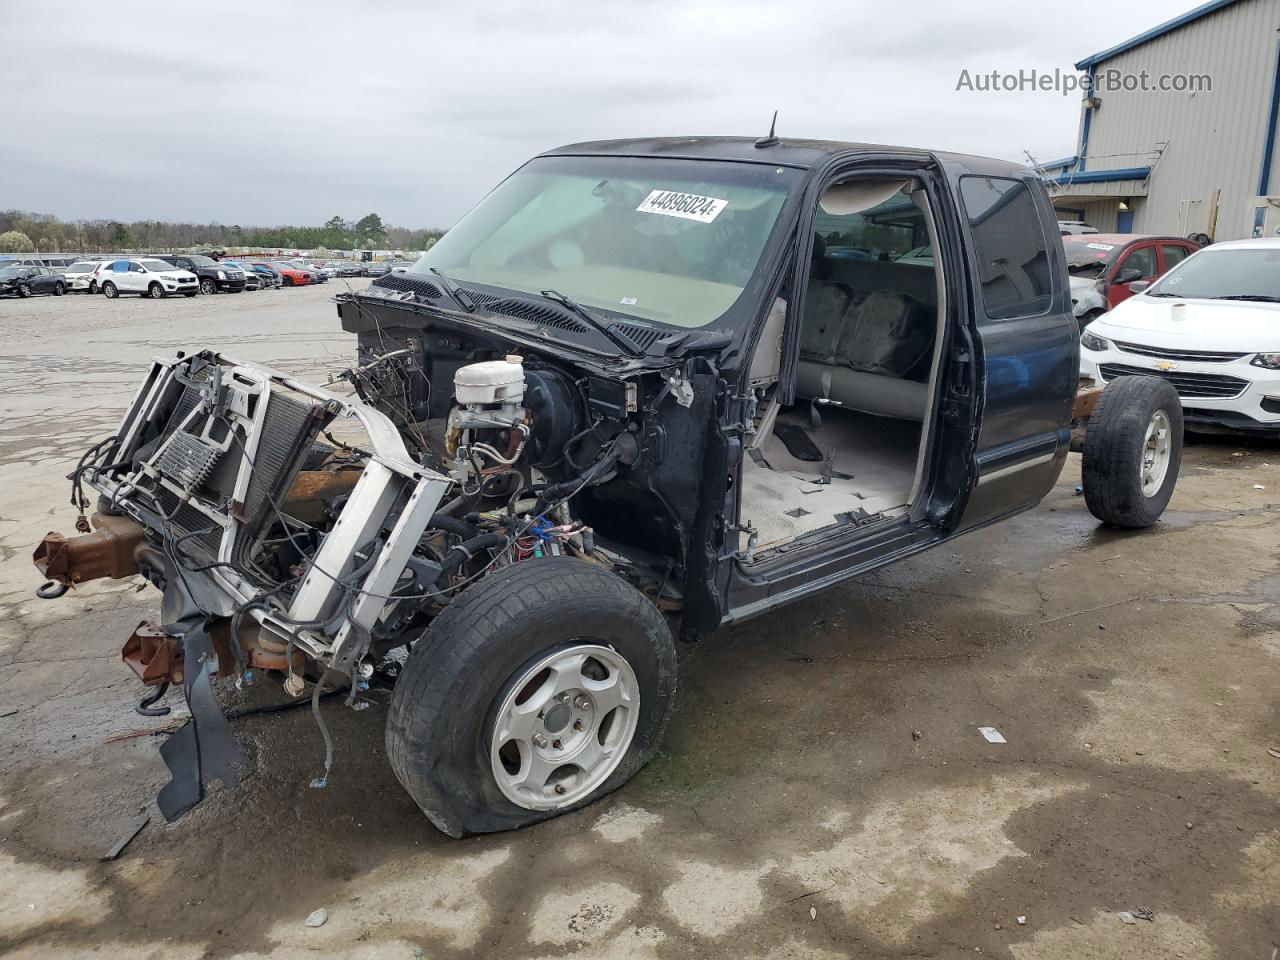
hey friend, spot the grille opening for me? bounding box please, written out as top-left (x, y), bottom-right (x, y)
top-left (1113, 340), bottom-right (1246, 363)
top-left (1098, 362), bottom-right (1248, 400)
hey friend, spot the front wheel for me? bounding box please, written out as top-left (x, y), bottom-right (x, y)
top-left (17, 283), bottom-right (31, 298)
top-left (148, 282), bottom-right (165, 299)
top-left (386, 556), bottom-right (676, 837)
top-left (1082, 375), bottom-right (1183, 528)
top-left (88, 280), bottom-right (98, 294)
top-left (102, 281), bottom-right (118, 299)
top-left (199, 278), bottom-right (215, 295)
top-left (53, 281), bottom-right (65, 296)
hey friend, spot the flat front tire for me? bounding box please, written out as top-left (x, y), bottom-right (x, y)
top-left (386, 556), bottom-right (676, 837)
top-left (1082, 375), bottom-right (1183, 528)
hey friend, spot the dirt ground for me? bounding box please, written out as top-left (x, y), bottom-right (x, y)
top-left (0, 282), bottom-right (1276, 960)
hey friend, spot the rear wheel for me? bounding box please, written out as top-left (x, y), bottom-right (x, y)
top-left (1082, 375), bottom-right (1183, 528)
top-left (102, 281), bottom-right (118, 299)
top-left (386, 556), bottom-right (676, 837)
top-left (148, 282), bottom-right (165, 299)
top-left (199, 278), bottom-right (216, 295)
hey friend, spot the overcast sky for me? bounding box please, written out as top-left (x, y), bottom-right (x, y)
top-left (2, 0), bottom-right (1193, 229)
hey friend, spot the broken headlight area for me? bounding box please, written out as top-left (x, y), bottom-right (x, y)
top-left (34, 348), bottom-right (638, 820)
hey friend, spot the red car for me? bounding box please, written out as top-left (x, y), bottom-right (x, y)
top-left (257, 261), bottom-right (314, 286)
top-left (1064, 233), bottom-right (1200, 323)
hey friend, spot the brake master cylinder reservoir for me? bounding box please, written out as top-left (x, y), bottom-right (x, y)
top-left (453, 356), bottom-right (525, 416)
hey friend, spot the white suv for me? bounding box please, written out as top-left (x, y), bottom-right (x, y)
top-left (98, 259), bottom-right (199, 299)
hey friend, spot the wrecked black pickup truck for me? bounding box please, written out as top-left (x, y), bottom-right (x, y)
top-left (33, 136), bottom-right (1183, 837)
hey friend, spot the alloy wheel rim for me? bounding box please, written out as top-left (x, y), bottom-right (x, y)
top-left (489, 643), bottom-right (639, 811)
top-left (1141, 409), bottom-right (1172, 497)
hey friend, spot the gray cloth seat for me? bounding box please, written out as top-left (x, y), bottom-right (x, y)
top-left (796, 273), bottom-right (935, 421)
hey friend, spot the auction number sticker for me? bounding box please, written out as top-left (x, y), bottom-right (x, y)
top-left (636, 189), bottom-right (727, 223)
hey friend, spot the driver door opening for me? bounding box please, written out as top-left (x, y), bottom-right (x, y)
top-left (739, 175), bottom-right (946, 557)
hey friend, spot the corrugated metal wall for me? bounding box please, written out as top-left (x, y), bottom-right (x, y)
top-left (1081, 0), bottom-right (1280, 240)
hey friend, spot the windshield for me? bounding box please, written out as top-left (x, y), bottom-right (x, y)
top-left (1146, 246), bottom-right (1280, 300)
top-left (185, 255), bottom-right (217, 267)
top-left (0, 267), bottom-right (23, 279)
top-left (140, 259), bottom-right (172, 272)
top-left (65, 263), bottom-right (94, 273)
top-left (272, 262), bottom-right (297, 270)
top-left (1062, 238), bottom-right (1120, 279)
top-left (412, 154), bottom-right (801, 329)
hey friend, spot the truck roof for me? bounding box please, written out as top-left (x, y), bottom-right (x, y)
top-left (540, 136), bottom-right (1030, 177)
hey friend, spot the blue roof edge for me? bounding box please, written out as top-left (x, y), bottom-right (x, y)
top-left (1051, 166), bottom-right (1152, 185)
top-left (1075, 0), bottom-right (1242, 69)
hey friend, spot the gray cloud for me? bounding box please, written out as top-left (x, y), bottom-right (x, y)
top-left (2, 0), bottom-right (1174, 228)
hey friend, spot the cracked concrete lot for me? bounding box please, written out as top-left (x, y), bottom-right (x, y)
top-left (0, 283), bottom-right (1277, 959)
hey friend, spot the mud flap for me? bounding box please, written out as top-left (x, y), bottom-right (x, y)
top-left (156, 577), bottom-right (246, 822)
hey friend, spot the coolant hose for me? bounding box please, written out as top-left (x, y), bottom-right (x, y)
top-left (428, 513), bottom-right (480, 540)
top-left (437, 532), bottom-right (509, 581)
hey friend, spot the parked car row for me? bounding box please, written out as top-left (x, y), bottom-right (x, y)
top-left (0, 254), bottom-right (393, 299)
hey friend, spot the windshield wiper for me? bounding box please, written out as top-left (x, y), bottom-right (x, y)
top-left (1214, 294), bottom-right (1280, 303)
top-left (538, 289), bottom-right (645, 357)
top-left (428, 267), bottom-right (478, 313)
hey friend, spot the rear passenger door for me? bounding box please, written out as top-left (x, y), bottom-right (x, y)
top-left (948, 169), bottom-right (1078, 530)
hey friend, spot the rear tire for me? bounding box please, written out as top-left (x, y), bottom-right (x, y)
top-left (102, 281), bottom-right (118, 299)
top-left (386, 556), bottom-right (676, 837)
top-left (1082, 375), bottom-right (1183, 528)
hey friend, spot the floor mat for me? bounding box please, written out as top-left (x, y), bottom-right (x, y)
top-left (773, 423), bottom-right (824, 462)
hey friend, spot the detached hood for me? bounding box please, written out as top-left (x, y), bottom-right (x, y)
top-left (1092, 295), bottom-right (1280, 352)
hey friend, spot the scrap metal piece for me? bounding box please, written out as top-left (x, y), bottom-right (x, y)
top-left (100, 815), bottom-right (149, 861)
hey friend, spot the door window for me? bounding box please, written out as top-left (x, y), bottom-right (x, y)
top-left (1161, 244), bottom-right (1190, 270)
top-left (958, 176), bottom-right (1053, 319)
top-left (1116, 245), bottom-right (1156, 279)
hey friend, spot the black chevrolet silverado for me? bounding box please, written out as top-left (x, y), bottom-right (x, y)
top-left (34, 136), bottom-right (1182, 837)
